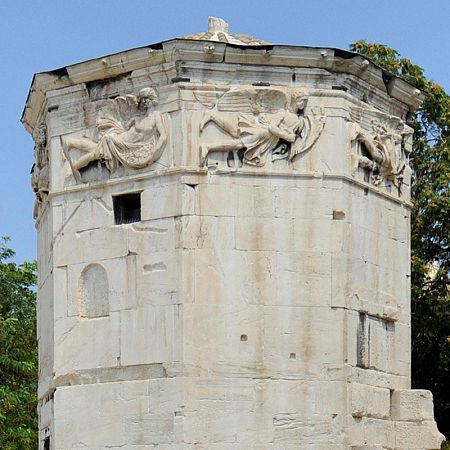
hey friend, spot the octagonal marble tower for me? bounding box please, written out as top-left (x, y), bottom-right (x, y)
top-left (24, 17), bottom-right (444, 450)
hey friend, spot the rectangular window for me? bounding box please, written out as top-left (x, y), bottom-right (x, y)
top-left (113, 192), bottom-right (141, 225)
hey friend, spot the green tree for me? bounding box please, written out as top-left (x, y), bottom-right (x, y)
top-left (0, 237), bottom-right (38, 449)
top-left (350, 41), bottom-right (450, 439)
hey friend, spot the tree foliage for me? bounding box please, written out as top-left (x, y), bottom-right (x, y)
top-left (351, 41), bottom-right (450, 439)
top-left (0, 237), bottom-right (38, 449)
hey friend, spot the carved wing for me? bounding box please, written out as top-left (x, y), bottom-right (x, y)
top-left (98, 98), bottom-right (120, 120)
top-left (253, 89), bottom-right (288, 113)
top-left (194, 87), bottom-right (288, 113)
top-left (289, 107), bottom-right (326, 161)
top-left (349, 106), bottom-right (403, 134)
top-left (193, 90), bottom-right (223, 109)
top-left (217, 88), bottom-right (257, 113)
top-left (115, 94), bottom-right (139, 121)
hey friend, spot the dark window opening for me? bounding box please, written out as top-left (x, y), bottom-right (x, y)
top-left (44, 436), bottom-right (50, 450)
top-left (113, 192), bottom-right (141, 225)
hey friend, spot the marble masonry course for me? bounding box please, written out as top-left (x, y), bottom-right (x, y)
top-left (24, 17), bottom-right (444, 449)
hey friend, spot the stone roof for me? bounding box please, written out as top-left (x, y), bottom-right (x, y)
top-left (183, 16), bottom-right (268, 45)
top-left (22, 17), bottom-right (423, 133)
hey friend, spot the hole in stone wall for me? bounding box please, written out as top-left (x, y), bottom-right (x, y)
top-left (113, 192), bottom-right (141, 225)
top-left (240, 334), bottom-right (248, 342)
top-left (43, 436), bottom-right (50, 450)
top-left (227, 151), bottom-right (235, 168)
top-left (333, 210), bottom-right (346, 220)
top-left (237, 149), bottom-right (245, 166)
top-left (290, 353), bottom-right (296, 359)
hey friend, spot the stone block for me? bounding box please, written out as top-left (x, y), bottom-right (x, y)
top-left (175, 215), bottom-right (235, 250)
top-left (37, 274), bottom-right (54, 398)
top-left (182, 303), bottom-right (265, 374)
top-left (236, 185), bottom-right (275, 218)
top-left (54, 312), bottom-right (120, 374)
top-left (394, 420), bottom-right (444, 449)
top-left (141, 182), bottom-right (195, 220)
top-left (275, 251), bottom-right (332, 307)
top-left (53, 384), bottom-right (126, 448)
top-left (274, 186), bottom-right (343, 220)
top-left (262, 306), bottom-right (345, 375)
top-left (391, 390), bottom-right (435, 422)
top-left (235, 216), bottom-right (293, 252)
top-left (390, 323), bottom-right (411, 377)
top-left (128, 217), bottom-right (176, 254)
top-left (351, 383), bottom-right (390, 419)
top-left (247, 379), bottom-right (347, 428)
top-left (272, 413), bottom-right (345, 446)
top-left (192, 249), bottom-right (277, 306)
top-left (120, 306), bottom-right (182, 366)
top-left (195, 182), bottom-right (238, 217)
top-left (292, 218), bottom-right (347, 253)
top-left (55, 195), bottom-right (114, 235)
top-left (53, 225), bottom-right (129, 266)
top-left (347, 417), bottom-right (395, 449)
top-left (135, 251), bottom-right (182, 306)
top-left (66, 257), bottom-right (133, 316)
top-left (125, 413), bottom-right (176, 445)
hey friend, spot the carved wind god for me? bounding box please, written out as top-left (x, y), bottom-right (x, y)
top-left (349, 113), bottom-right (413, 194)
top-left (62, 87), bottom-right (169, 181)
top-left (196, 88), bottom-right (325, 168)
top-left (31, 123), bottom-right (49, 219)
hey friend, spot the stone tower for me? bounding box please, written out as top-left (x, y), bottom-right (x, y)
top-left (24, 18), bottom-right (444, 449)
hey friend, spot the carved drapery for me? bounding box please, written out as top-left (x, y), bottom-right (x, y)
top-left (349, 112), bottom-right (413, 193)
top-left (62, 87), bottom-right (169, 182)
top-left (196, 87), bottom-right (325, 168)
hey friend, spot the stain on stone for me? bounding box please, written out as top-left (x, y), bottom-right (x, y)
top-left (143, 262), bottom-right (167, 273)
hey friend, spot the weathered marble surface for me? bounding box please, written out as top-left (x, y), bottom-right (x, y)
top-left (25, 18), bottom-right (443, 450)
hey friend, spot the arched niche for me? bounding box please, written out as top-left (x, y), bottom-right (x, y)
top-left (78, 263), bottom-right (109, 318)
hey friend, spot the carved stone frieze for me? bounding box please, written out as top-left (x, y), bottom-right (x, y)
top-left (197, 87), bottom-right (325, 168)
top-left (31, 123), bottom-right (49, 219)
top-left (349, 108), bottom-right (413, 193)
top-left (62, 87), bottom-right (169, 182)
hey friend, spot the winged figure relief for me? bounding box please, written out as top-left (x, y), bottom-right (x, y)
top-left (196, 87), bottom-right (325, 167)
top-left (349, 106), bottom-right (413, 192)
top-left (62, 88), bottom-right (169, 181)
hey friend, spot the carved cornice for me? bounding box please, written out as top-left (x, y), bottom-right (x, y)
top-left (22, 41), bottom-right (423, 135)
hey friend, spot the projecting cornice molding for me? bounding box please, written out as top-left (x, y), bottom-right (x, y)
top-left (22, 46), bottom-right (423, 134)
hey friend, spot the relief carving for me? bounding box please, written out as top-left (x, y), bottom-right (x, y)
top-left (197, 88), bottom-right (325, 168)
top-left (350, 115), bottom-right (413, 192)
top-left (31, 123), bottom-right (49, 219)
top-left (62, 87), bottom-right (169, 181)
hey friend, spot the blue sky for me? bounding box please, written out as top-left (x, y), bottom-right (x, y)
top-left (1, 0), bottom-right (449, 263)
